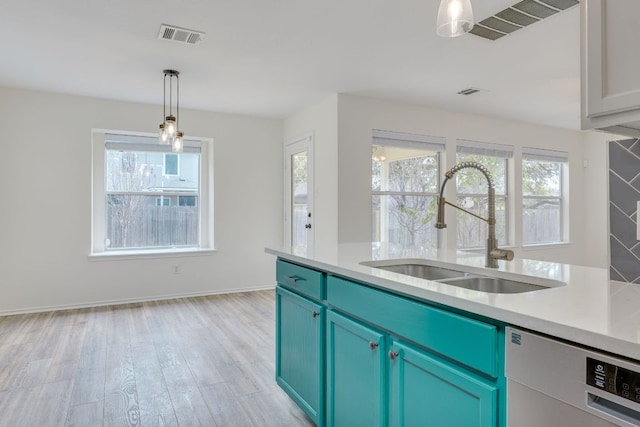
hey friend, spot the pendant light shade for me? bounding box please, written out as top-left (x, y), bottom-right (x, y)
top-left (436, 0), bottom-right (474, 38)
top-left (158, 70), bottom-right (185, 152)
top-left (165, 115), bottom-right (176, 137)
top-left (172, 131), bottom-right (184, 153)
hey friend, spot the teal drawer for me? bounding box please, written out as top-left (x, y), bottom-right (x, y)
top-left (327, 275), bottom-right (498, 378)
top-left (276, 259), bottom-right (325, 301)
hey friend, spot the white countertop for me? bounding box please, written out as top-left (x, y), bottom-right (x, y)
top-left (266, 243), bottom-right (640, 361)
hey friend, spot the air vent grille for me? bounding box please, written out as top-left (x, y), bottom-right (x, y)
top-left (158, 24), bottom-right (205, 45)
top-left (469, 0), bottom-right (579, 41)
top-left (457, 88), bottom-right (484, 96)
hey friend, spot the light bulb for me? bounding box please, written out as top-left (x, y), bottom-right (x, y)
top-left (165, 116), bottom-right (176, 137)
top-left (159, 124), bottom-right (169, 145)
top-left (436, 0), bottom-right (474, 38)
top-left (172, 131), bottom-right (184, 153)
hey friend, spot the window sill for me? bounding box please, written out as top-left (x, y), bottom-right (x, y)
top-left (460, 242), bottom-right (571, 253)
top-left (522, 242), bottom-right (571, 251)
top-left (88, 247), bottom-right (216, 261)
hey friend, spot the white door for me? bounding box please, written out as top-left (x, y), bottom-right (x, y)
top-left (285, 133), bottom-right (314, 256)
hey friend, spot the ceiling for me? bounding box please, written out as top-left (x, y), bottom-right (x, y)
top-left (0, 0), bottom-right (581, 129)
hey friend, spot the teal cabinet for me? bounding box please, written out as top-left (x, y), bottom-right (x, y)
top-left (326, 275), bottom-right (505, 427)
top-left (274, 259), bottom-right (506, 427)
top-left (276, 286), bottom-right (325, 426)
top-left (388, 341), bottom-right (498, 427)
top-left (327, 310), bottom-right (386, 427)
top-left (327, 275), bottom-right (498, 378)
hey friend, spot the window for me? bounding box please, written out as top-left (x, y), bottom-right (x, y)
top-left (155, 197), bottom-right (171, 207)
top-left (164, 153), bottom-right (179, 176)
top-left (179, 196), bottom-right (197, 206)
top-left (371, 130), bottom-right (445, 248)
top-left (522, 148), bottom-right (567, 245)
top-left (91, 131), bottom-right (213, 255)
top-left (455, 140), bottom-right (513, 249)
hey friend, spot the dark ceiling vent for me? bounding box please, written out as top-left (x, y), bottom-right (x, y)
top-left (158, 24), bottom-right (205, 45)
top-left (457, 88), bottom-right (484, 96)
top-left (469, 0), bottom-right (579, 41)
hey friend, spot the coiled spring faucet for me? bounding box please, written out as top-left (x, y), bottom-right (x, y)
top-left (435, 161), bottom-right (514, 268)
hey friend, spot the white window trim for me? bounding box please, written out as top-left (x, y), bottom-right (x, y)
top-left (90, 129), bottom-right (214, 258)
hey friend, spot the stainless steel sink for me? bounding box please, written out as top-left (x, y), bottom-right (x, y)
top-left (360, 261), bottom-right (470, 280)
top-left (361, 259), bottom-right (552, 293)
top-left (440, 276), bottom-right (547, 294)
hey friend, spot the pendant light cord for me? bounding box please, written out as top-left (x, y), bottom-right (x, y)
top-left (169, 73), bottom-right (173, 117)
top-left (176, 74), bottom-right (179, 129)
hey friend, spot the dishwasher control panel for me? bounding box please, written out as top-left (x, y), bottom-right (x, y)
top-left (587, 357), bottom-right (640, 404)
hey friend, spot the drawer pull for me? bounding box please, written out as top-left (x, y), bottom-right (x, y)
top-left (312, 311), bottom-right (320, 318)
top-left (369, 341), bottom-right (379, 351)
top-left (389, 350), bottom-right (399, 360)
top-left (287, 275), bottom-right (301, 283)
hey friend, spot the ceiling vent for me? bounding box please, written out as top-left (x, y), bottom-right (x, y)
top-left (469, 0), bottom-right (579, 41)
top-left (158, 24), bottom-right (205, 45)
top-left (457, 87), bottom-right (486, 96)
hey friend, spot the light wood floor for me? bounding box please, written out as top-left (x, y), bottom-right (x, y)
top-left (0, 290), bottom-right (314, 427)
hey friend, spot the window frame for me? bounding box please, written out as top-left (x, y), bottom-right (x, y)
top-left (90, 129), bottom-right (214, 258)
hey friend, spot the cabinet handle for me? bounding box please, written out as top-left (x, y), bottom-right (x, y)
top-left (287, 275), bottom-right (299, 283)
top-left (312, 311), bottom-right (320, 318)
top-left (369, 341), bottom-right (379, 351)
top-left (389, 350), bottom-right (399, 360)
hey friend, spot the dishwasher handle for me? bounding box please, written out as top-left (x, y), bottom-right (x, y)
top-left (587, 392), bottom-right (640, 427)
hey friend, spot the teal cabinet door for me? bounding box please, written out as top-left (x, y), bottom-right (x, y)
top-left (389, 341), bottom-right (498, 427)
top-left (276, 287), bottom-right (325, 426)
top-left (327, 311), bottom-right (386, 427)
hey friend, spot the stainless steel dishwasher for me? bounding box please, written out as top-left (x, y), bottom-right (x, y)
top-left (505, 327), bottom-right (640, 426)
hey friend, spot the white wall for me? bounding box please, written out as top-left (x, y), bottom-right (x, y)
top-left (0, 87), bottom-right (283, 313)
top-left (283, 95), bottom-right (339, 261)
top-left (336, 94), bottom-right (604, 266)
top-left (582, 131), bottom-right (620, 268)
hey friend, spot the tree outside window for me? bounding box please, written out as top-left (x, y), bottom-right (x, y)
top-left (522, 149), bottom-right (566, 244)
top-left (455, 152), bottom-right (509, 249)
top-left (372, 145), bottom-right (440, 248)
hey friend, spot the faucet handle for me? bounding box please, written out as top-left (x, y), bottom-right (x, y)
top-left (435, 197), bottom-right (447, 229)
top-left (491, 248), bottom-right (514, 261)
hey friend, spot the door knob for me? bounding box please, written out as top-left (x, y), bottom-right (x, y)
top-left (369, 341), bottom-right (379, 351)
top-left (389, 350), bottom-right (399, 360)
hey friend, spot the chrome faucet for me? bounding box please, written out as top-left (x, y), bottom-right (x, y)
top-left (435, 161), bottom-right (514, 268)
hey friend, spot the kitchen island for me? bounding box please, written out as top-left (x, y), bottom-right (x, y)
top-left (266, 243), bottom-right (640, 427)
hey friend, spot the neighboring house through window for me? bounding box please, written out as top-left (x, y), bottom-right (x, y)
top-left (91, 131), bottom-right (213, 254)
top-left (164, 153), bottom-right (179, 176)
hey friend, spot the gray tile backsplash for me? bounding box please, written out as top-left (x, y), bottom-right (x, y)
top-left (609, 138), bottom-right (640, 283)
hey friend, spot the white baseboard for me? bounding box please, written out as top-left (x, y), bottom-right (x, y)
top-left (0, 284), bottom-right (276, 317)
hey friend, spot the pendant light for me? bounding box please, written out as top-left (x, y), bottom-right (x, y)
top-left (158, 69), bottom-right (184, 153)
top-left (436, 0), bottom-right (474, 38)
